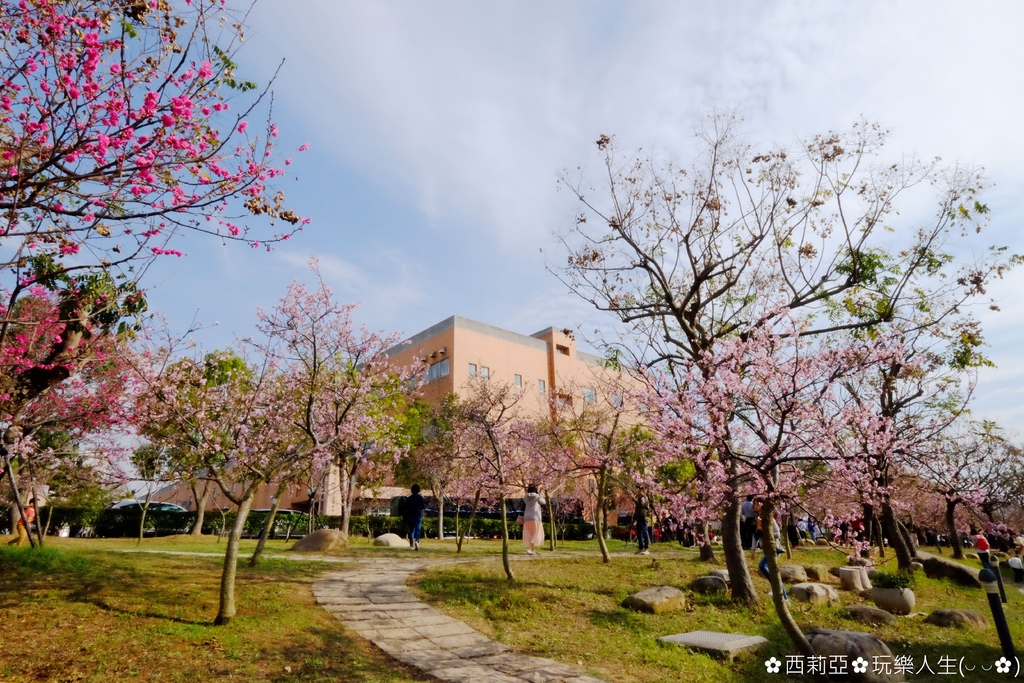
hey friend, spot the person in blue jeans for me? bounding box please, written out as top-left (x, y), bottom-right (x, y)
top-left (404, 484), bottom-right (426, 550)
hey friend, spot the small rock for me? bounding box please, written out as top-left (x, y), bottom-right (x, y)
top-left (916, 552), bottom-right (982, 588)
top-left (779, 565), bottom-right (808, 583)
top-left (845, 605), bottom-right (897, 626)
top-left (707, 569), bottom-right (731, 585)
top-left (804, 565), bottom-right (829, 582)
top-left (622, 586), bottom-right (687, 614)
top-left (848, 557), bottom-right (872, 567)
top-left (806, 629), bottom-right (905, 682)
top-left (291, 529), bottom-right (348, 553)
top-left (864, 587), bottom-right (916, 616)
top-left (910, 561), bottom-right (923, 572)
top-left (966, 552), bottom-right (980, 560)
top-left (373, 532), bottom-right (408, 547)
top-left (790, 582), bottom-right (839, 605)
top-left (815, 538), bottom-right (829, 546)
top-left (829, 566), bottom-right (843, 579)
top-left (691, 576), bottom-right (729, 594)
top-left (924, 609), bottom-right (990, 630)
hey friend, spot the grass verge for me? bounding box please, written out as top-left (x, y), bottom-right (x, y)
top-left (0, 542), bottom-right (428, 683)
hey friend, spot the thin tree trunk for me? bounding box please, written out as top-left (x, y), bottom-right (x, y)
top-left (881, 502), bottom-right (913, 569)
top-left (190, 480), bottom-right (212, 536)
top-left (594, 468), bottom-right (610, 563)
top-left (781, 513), bottom-right (792, 560)
top-left (137, 489), bottom-right (153, 546)
top-left (946, 499), bottom-right (963, 559)
top-left (3, 451), bottom-right (35, 548)
top-left (499, 490), bottom-right (514, 582)
top-left (896, 517), bottom-right (917, 558)
top-left (30, 479), bottom-right (44, 547)
top-left (456, 488), bottom-right (481, 554)
top-left (721, 496), bottom-right (759, 604)
top-left (699, 519), bottom-right (716, 562)
top-left (546, 489), bottom-right (556, 551)
top-left (760, 499), bottom-right (815, 659)
top-left (215, 496), bottom-right (254, 625)
top-left (339, 457), bottom-right (356, 541)
top-left (874, 517), bottom-right (885, 558)
top-left (861, 502), bottom-right (875, 558)
top-left (250, 485), bottom-right (284, 567)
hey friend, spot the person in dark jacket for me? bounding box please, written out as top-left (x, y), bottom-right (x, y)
top-left (633, 492), bottom-right (650, 556)
top-left (404, 484), bottom-right (426, 550)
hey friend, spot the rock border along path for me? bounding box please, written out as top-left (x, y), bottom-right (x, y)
top-left (313, 557), bottom-right (606, 683)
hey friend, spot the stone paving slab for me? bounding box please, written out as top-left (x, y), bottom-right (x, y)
top-left (313, 559), bottom-right (606, 682)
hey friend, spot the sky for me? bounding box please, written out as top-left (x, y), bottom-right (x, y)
top-left (144, 1), bottom-right (1024, 433)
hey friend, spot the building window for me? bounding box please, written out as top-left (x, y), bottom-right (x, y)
top-left (480, 366), bottom-right (490, 380)
top-left (513, 374), bottom-right (522, 387)
top-left (468, 363), bottom-right (477, 377)
top-left (537, 379), bottom-right (545, 393)
top-left (556, 345), bottom-right (569, 356)
top-left (583, 387), bottom-right (596, 404)
top-left (425, 358), bottom-right (450, 383)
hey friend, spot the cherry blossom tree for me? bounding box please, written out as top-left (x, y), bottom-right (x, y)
top-left (133, 346), bottom-right (313, 625)
top-left (557, 113), bottom-right (1012, 606)
top-left (1, 0), bottom-right (306, 530)
top-left (255, 263), bottom-right (416, 542)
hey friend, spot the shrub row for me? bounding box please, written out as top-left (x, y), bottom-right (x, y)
top-left (41, 506), bottom-right (597, 541)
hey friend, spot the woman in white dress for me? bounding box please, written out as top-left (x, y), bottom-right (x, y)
top-left (522, 484), bottom-right (545, 555)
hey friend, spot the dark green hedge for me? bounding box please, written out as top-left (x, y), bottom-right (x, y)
top-left (41, 506), bottom-right (597, 541)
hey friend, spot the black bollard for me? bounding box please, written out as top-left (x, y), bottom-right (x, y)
top-left (993, 557), bottom-right (1008, 604)
top-left (980, 568), bottom-right (1016, 659)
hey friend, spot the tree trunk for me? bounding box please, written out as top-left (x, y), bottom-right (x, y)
top-left (698, 518), bottom-right (716, 562)
top-left (435, 483), bottom-right (445, 540)
top-left (190, 481), bottom-right (212, 536)
top-left (137, 490), bottom-right (154, 546)
top-left (896, 517), bottom-right (918, 557)
top-left (881, 502), bottom-right (913, 570)
top-left (721, 496), bottom-right (759, 604)
top-left (250, 487), bottom-right (283, 567)
top-left (215, 496), bottom-right (254, 625)
top-left (781, 513), bottom-right (792, 560)
top-left (594, 468), bottom-right (610, 563)
top-left (339, 457), bottom-right (356, 541)
top-left (499, 491), bottom-right (514, 582)
top-left (874, 517), bottom-right (885, 558)
top-left (946, 499), bottom-right (963, 559)
top-left (456, 488), bottom-right (481, 554)
top-left (3, 451), bottom-right (36, 548)
top-left (760, 499), bottom-right (815, 659)
top-left (861, 502), bottom-right (875, 557)
top-left (546, 489), bottom-right (556, 551)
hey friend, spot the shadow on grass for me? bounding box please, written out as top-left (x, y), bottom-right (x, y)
top-left (272, 626), bottom-right (432, 682)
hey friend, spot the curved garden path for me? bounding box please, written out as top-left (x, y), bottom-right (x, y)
top-left (313, 556), bottom-right (607, 683)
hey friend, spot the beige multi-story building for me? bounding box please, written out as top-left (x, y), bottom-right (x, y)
top-left (154, 315), bottom-right (626, 514)
top-left (385, 315), bottom-right (618, 417)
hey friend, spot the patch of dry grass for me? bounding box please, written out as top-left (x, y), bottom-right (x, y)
top-left (0, 544), bottom-right (429, 683)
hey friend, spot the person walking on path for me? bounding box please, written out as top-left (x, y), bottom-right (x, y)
top-left (8, 499), bottom-right (35, 547)
top-left (973, 528), bottom-right (992, 570)
top-left (404, 484), bottom-right (426, 550)
top-left (522, 485), bottom-right (544, 555)
top-left (633, 492), bottom-right (650, 555)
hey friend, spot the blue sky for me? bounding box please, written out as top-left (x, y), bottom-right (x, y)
top-left (143, 1), bottom-right (1024, 433)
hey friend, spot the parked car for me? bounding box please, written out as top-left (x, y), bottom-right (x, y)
top-left (244, 509), bottom-right (306, 539)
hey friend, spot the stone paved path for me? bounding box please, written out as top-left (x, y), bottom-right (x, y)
top-left (313, 558), bottom-right (606, 683)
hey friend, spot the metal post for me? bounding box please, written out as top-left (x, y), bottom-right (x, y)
top-left (980, 568), bottom-right (1016, 659)
top-left (993, 557), bottom-right (1008, 604)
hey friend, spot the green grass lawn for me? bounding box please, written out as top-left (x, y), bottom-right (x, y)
top-left (414, 541), bottom-right (1024, 682)
top-left (2, 534), bottom-right (1020, 682)
top-left (0, 537), bottom-right (429, 683)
